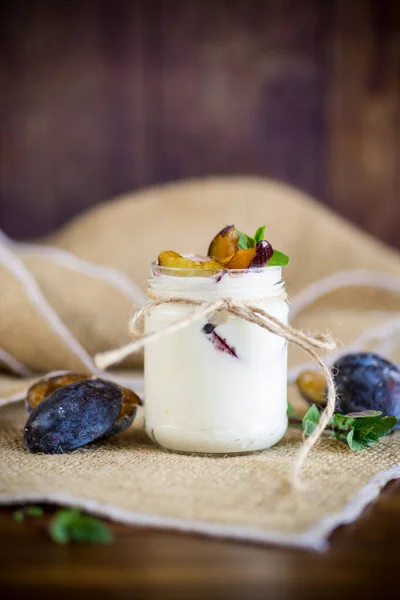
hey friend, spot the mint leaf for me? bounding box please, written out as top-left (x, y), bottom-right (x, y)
top-left (253, 225), bottom-right (266, 243)
top-left (49, 509), bottom-right (113, 545)
top-left (333, 412), bottom-right (397, 451)
top-left (301, 405), bottom-right (397, 451)
top-left (13, 510), bottom-right (24, 523)
top-left (236, 228), bottom-right (255, 249)
top-left (246, 235), bottom-right (255, 248)
top-left (236, 227), bottom-right (289, 263)
top-left (67, 516), bottom-right (113, 544)
top-left (331, 413), bottom-right (355, 431)
top-left (302, 404), bottom-right (321, 436)
top-left (268, 249), bottom-right (290, 266)
top-left (13, 506), bottom-right (45, 523)
top-left (370, 415), bottom-right (397, 436)
top-left (287, 402), bottom-right (294, 415)
top-left (49, 508), bottom-right (80, 544)
top-left (236, 229), bottom-right (247, 249)
top-left (353, 415), bottom-right (397, 439)
top-left (303, 404), bottom-right (320, 424)
top-left (26, 506), bottom-right (44, 517)
top-left (346, 429), bottom-right (366, 451)
top-left (346, 410), bottom-right (382, 418)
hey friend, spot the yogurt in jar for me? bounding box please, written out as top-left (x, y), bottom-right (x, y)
top-left (144, 265), bottom-right (289, 454)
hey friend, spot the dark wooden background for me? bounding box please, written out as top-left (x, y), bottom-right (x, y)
top-left (0, 0), bottom-right (399, 247)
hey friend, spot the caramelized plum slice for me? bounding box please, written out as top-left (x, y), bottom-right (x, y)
top-left (158, 251), bottom-right (223, 276)
top-left (208, 225), bottom-right (239, 266)
top-left (226, 248), bottom-right (256, 269)
top-left (296, 371), bottom-right (326, 404)
top-left (250, 240), bottom-right (273, 268)
top-left (106, 386), bottom-right (142, 436)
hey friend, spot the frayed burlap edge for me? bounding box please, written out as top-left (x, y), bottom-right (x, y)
top-left (1, 463), bottom-right (399, 551)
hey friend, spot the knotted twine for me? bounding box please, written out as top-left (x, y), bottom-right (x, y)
top-left (94, 294), bottom-right (337, 487)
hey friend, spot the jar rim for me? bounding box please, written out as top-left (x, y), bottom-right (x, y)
top-left (151, 262), bottom-right (283, 277)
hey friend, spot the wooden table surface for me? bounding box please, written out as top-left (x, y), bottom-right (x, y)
top-left (1, 481), bottom-right (400, 600)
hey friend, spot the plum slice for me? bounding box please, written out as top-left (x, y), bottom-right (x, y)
top-left (158, 251), bottom-right (223, 276)
top-left (105, 386), bottom-right (142, 437)
top-left (208, 225), bottom-right (239, 266)
top-left (226, 248), bottom-right (256, 269)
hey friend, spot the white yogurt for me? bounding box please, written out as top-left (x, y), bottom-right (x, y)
top-left (144, 266), bottom-right (289, 454)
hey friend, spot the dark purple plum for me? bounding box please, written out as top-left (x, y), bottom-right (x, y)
top-left (250, 240), bottom-right (273, 268)
top-left (333, 353), bottom-right (400, 428)
top-left (24, 379), bottom-right (123, 453)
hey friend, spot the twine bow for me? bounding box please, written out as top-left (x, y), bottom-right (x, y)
top-left (94, 295), bottom-right (337, 487)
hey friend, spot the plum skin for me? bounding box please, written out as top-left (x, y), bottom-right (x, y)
top-left (24, 379), bottom-right (123, 453)
top-left (333, 353), bottom-right (400, 429)
top-left (250, 240), bottom-right (273, 268)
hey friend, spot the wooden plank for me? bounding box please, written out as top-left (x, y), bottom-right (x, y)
top-left (0, 0), bottom-right (398, 249)
top-left (158, 0), bottom-right (326, 199)
top-left (328, 0), bottom-right (400, 248)
top-left (0, 480), bottom-right (399, 598)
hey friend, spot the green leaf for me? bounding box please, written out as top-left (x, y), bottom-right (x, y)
top-left (355, 415), bottom-right (397, 439)
top-left (49, 521), bottom-right (70, 544)
top-left (67, 517), bottom-right (113, 544)
top-left (346, 429), bottom-right (366, 451)
top-left (301, 405), bottom-right (397, 450)
top-left (236, 229), bottom-right (255, 249)
top-left (236, 229), bottom-right (249, 249)
top-left (302, 404), bottom-right (321, 437)
top-left (13, 510), bottom-right (24, 523)
top-left (372, 415), bottom-right (397, 435)
top-left (253, 225), bottom-right (266, 243)
top-left (235, 227), bottom-right (290, 267)
top-left (49, 509), bottom-right (113, 545)
top-left (303, 419), bottom-right (318, 437)
top-left (13, 506), bottom-right (45, 523)
top-left (346, 410), bottom-right (382, 418)
top-left (287, 402), bottom-right (294, 415)
top-left (303, 404), bottom-right (321, 425)
top-left (334, 412), bottom-right (398, 451)
top-left (48, 509), bottom-right (80, 544)
top-left (268, 249), bottom-right (290, 266)
top-left (25, 506), bottom-right (45, 517)
top-left (331, 413), bottom-right (355, 431)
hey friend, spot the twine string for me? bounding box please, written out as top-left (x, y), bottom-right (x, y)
top-left (94, 295), bottom-right (337, 486)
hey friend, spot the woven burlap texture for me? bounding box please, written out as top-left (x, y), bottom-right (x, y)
top-left (1, 177), bottom-right (399, 374)
top-left (1, 177), bottom-right (399, 549)
top-left (1, 400), bottom-right (399, 550)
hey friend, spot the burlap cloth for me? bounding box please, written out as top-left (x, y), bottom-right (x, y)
top-left (1, 177), bottom-right (399, 550)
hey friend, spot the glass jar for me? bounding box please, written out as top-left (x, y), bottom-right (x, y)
top-left (144, 265), bottom-right (289, 454)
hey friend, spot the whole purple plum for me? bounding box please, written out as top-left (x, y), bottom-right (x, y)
top-left (24, 379), bottom-right (123, 453)
top-left (333, 353), bottom-right (400, 428)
